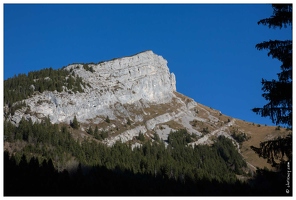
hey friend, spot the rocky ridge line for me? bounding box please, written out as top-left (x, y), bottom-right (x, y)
top-left (9, 50), bottom-right (176, 125)
top-left (7, 50), bottom-right (241, 149)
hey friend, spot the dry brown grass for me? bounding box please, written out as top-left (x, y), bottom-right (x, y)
top-left (162, 120), bottom-right (184, 130)
top-left (234, 119), bottom-right (290, 170)
top-left (185, 101), bottom-right (291, 171)
top-left (190, 119), bottom-right (215, 134)
top-left (142, 99), bottom-right (182, 120)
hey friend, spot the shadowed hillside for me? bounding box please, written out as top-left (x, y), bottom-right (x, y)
top-left (4, 151), bottom-right (290, 196)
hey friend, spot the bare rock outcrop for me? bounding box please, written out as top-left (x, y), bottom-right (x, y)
top-left (10, 51), bottom-right (176, 125)
top-left (7, 50), bottom-right (232, 147)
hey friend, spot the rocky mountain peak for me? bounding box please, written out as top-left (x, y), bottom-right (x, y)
top-left (10, 51), bottom-right (177, 125)
top-left (5, 51), bottom-right (290, 171)
top-left (64, 50), bottom-right (176, 104)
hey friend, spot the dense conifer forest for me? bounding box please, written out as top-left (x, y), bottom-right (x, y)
top-left (4, 67), bottom-right (87, 117)
top-left (4, 118), bottom-right (245, 181)
top-left (3, 64), bottom-right (290, 196)
top-left (4, 117), bottom-right (289, 196)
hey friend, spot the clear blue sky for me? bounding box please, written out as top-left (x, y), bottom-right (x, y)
top-left (3, 4), bottom-right (292, 126)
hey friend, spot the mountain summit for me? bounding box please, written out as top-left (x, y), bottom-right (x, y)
top-left (10, 51), bottom-right (176, 124)
top-left (5, 51), bottom-right (289, 170)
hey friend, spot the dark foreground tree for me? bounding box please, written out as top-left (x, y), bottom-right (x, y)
top-left (252, 4), bottom-right (292, 127)
top-left (251, 134), bottom-right (292, 168)
top-left (251, 4), bottom-right (292, 173)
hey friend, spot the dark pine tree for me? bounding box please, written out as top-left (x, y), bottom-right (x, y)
top-left (252, 4), bottom-right (292, 127)
top-left (71, 115), bottom-right (80, 129)
top-left (87, 126), bottom-right (94, 135)
top-left (251, 4), bottom-right (292, 172)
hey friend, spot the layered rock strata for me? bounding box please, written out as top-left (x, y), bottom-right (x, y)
top-left (10, 50), bottom-right (176, 125)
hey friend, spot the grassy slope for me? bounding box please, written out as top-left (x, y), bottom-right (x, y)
top-left (191, 102), bottom-right (290, 171)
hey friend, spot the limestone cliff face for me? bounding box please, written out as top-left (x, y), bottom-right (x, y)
top-left (5, 51), bottom-right (288, 172)
top-left (65, 50), bottom-right (176, 105)
top-left (8, 50), bottom-right (242, 148)
top-left (10, 51), bottom-right (177, 125)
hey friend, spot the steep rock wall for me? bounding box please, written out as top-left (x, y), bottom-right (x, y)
top-left (10, 51), bottom-right (177, 124)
